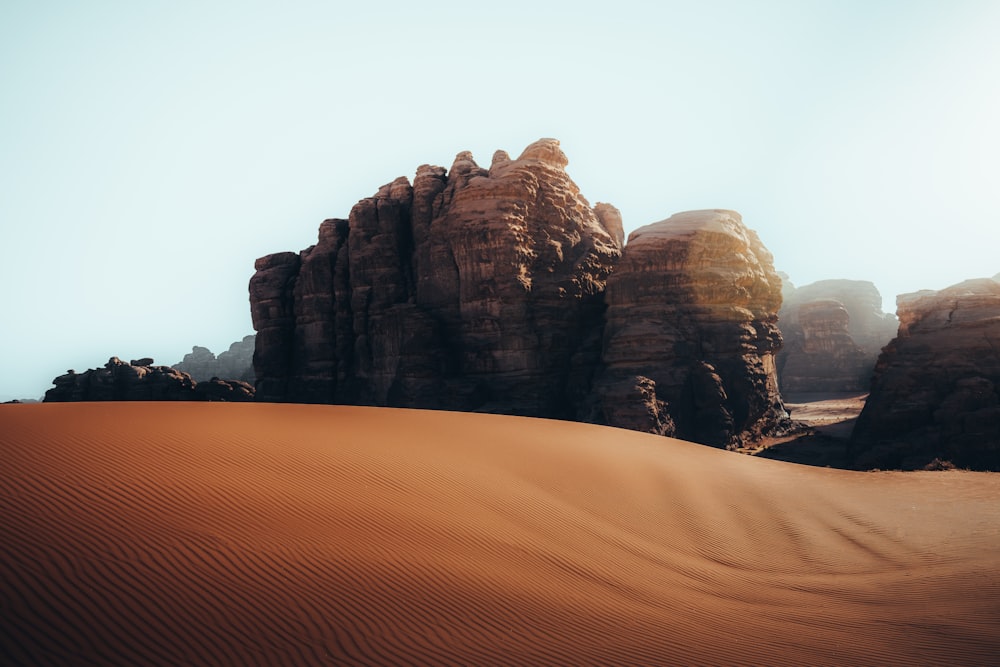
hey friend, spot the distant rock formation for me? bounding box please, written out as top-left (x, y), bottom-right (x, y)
top-left (251, 138), bottom-right (621, 417)
top-left (588, 210), bottom-right (790, 447)
top-left (850, 279), bottom-right (1000, 470)
top-left (173, 335), bottom-right (255, 383)
top-left (777, 279), bottom-right (897, 393)
top-left (44, 357), bottom-right (254, 402)
top-left (249, 140), bottom-right (791, 447)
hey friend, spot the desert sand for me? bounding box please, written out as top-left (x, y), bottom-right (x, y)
top-left (2, 402), bottom-right (998, 666)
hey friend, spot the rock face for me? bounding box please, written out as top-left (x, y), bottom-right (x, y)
top-left (250, 139), bottom-right (621, 417)
top-left (777, 279), bottom-right (897, 393)
top-left (850, 279), bottom-right (1000, 470)
top-left (587, 210), bottom-right (790, 447)
top-left (249, 141), bottom-right (790, 448)
top-left (44, 357), bottom-right (254, 402)
top-left (173, 335), bottom-right (256, 383)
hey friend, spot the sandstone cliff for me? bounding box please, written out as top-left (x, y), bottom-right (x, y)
top-left (249, 141), bottom-right (790, 448)
top-left (777, 279), bottom-right (897, 393)
top-left (44, 357), bottom-right (254, 402)
top-left (587, 210), bottom-right (790, 447)
top-left (850, 278), bottom-right (1000, 470)
top-left (173, 335), bottom-right (255, 383)
top-left (250, 139), bottom-right (622, 416)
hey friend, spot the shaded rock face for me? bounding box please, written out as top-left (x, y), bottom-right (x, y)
top-left (585, 210), bottom-right (790, 448)
top-left (249, 143), bottom-right (791, 448)
top-left (44, 357), bottom-right (254, 402)
top-left (173, 335), bottom-right (256, 384)
top-left (777, 279), bottom-right (897, 393)
top-left (850, 279), bottom-right (1000, 470)
top-left (192, 378), bottom-right (255, 402)
top-left (250, 139), bottom-right (622, 417)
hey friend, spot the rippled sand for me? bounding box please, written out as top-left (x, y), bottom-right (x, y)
top-left (2, 402), bottom-right (998, 665)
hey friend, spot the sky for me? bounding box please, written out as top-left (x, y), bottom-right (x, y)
top-left (2, 0), bottom-right (999, 401)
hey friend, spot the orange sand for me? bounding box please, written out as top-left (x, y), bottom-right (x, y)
top-left (1, 402), bottom-right (998, 665)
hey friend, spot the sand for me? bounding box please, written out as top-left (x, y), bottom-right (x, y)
top-left (2, 402), bottom-right (998, 666)
top-left (750, 393), bottom-right (869, 468)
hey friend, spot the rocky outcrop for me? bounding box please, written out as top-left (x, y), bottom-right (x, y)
top-left (587, 210), bottom-right (790, 448)
top-left (173, 335), bottom-right (256, 383)
top-left (850, 279), bottom-right (1000, 470)
top-left (44, 357), bottom-right (254, 402)
top-left (192, 378), bottom-right (255, 402)
top-left (250, 139), bottom-right (622, 416)
top-left (249, 141), bottom-right (791, 448)
top-left (777, 279), bottom-right (897, 393)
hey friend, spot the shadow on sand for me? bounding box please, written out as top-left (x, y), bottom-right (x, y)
top-left (746, 393), bottom-right (867, 469)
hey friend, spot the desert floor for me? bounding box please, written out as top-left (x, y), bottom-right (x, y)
top-left (2, 402), bottom-right (998, 666)
top-left (748, 392), bottom-right (869, 468)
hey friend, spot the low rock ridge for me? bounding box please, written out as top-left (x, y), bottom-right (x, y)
top-left (250, 140), bottom-right (791, 448)
top-left (173, 335), bottom-right (255, 383)
top-left (44, 357), bottom-right (255, 402)
top-left (777, 279), bottom-right (897, 393)
top-left (850, 278), bottom-right (1000, 470)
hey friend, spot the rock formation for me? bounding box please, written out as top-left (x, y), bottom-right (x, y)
top-left (173, 335), bottom-right (255, 383)
top-left (249, 141), bottom-right (791, 447)
top-left (192, 378), bottom-right (256, 402)
top-left (587, 210), bottom-right (790, 447)
top-left (251, 139), bottom-right (622, 417)
top-left (777, 279), bottom-right (897, 393)
top-left (44, 357), bottom-right (254, 402)
top-left (850, 279), bottom-right (1000, 470)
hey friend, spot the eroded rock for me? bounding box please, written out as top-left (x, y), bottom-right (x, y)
top-left (250, 139), bottom-right (621, 417)
top-left (588, 210), bottom-right (790, 448)
top-left (172, 335), bottom-right (256, 384)
top-left (45, 357), bottom-right (255, 402)
top-left (850, 278), bottom-right (1000, 470)
top-left (777, 279), bottom-right (897, 393)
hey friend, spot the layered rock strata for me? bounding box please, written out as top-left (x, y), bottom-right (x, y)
top-left (250, 139), bottom-right (622, 416)
top-left (777, 279), bottom-right (897, 393)
top-left (173, 335), bottom-right (256, 383)
top-left (588, 210), bottom-right (790, 447)
top-left (850, 279), bottom-right (1000, 470)
top-left (44, 357), bottom-right (254, 402)
top-left (250, 142), bottom-right (790, 447)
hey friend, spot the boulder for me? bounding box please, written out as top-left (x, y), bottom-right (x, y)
top-left (44, 357), bottom-right (255, 403)
top-left (44, 357), bottom-right (198, 402)
top-left (588, 210), bottom-right (790, 448)
top-left (192, 378), bottom-right (256, 402)
top-left (850, 278), bottom-right (1000, 470)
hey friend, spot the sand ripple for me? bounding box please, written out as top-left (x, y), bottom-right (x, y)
top-left (2, 403), bottom-right (998, 665)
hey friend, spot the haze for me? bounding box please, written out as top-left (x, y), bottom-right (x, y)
top-left (2, 0), bottom-right (998, 402)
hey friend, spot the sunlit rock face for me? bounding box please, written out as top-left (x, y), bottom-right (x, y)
top-left (250, 139), bottom-right (622, 417)
top-left (249, 143), bottom-right (796, 448)
top-left (777, 279), bottom-right (897, 393)
top-left (850, 278), bottom-right (1000, 470)
top-left (588, 210), bottom-right (791, 448)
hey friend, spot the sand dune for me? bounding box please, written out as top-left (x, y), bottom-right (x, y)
top-left (1, 403), bottom-right (998, 666)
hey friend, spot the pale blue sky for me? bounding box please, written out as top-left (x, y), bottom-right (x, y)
top-left (2, 0), bottom-right (999, 401)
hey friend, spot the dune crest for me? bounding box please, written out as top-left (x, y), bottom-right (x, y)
top-left (2, 403), bottom-right (998, 665)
